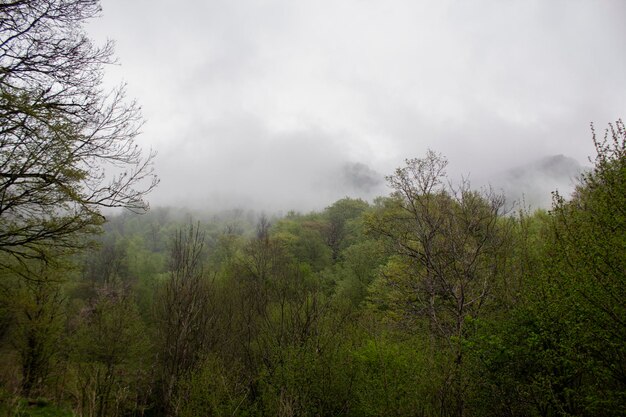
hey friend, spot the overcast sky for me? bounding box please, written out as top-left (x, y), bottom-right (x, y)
top-left (87, 0), bottom-right (626, 212)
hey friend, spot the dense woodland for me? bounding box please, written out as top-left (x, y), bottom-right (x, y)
top-left (1, 1), bottom-right (625, 416)
top-left (1, 125), bottom-right (625, 416)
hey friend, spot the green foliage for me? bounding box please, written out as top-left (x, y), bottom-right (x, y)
top-left (350, 335), bottom-right (445, 417)
top-left (466, 121), bottom-right (626, 417)
top-left (69, 288), bottom-right (150, 417)
top-left (178, 354), bottom-right (251, 417)
top-left (0, 262), bottom-right (67, 398)
top-left (333, 239), bottom-right (386, 308)
top-left (322, 198), bottom-right (370, 261)
top-left (542, 120), bottom-right (626, 415)
top-left (365, 149), bottom-right (513, 417)
top-left (272, 215), bottom-right (333, 272)
top-left (256, 341), bottom-right (356, 417)
top-left (2, 123), bottom-right (625, 416)
top-left (0, 0), bottom-right (157, 264)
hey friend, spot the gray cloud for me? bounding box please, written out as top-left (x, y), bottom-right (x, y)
top-left (488, 154), bottom-right (587, 210)
top-left (340, 162), bottom-right (384, 195)
top-left (88, 0), bottom-right (626, 211)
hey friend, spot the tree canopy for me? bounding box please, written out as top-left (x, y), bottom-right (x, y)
top-left (0, 0), bottom-right (157, 263)
top-left (0, 3), bottom-right (623, 415)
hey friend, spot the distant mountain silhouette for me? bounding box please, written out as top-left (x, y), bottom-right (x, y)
top-left (492, 155), bottom-right (587, 210)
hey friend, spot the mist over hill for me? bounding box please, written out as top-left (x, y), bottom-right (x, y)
top-left (135, 154), bottom-right (587, 217)
top-left (487, 154), bottom-right (587, 210)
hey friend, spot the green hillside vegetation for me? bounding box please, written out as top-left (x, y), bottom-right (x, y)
top-left (1, 1), bottom-right (624, 415)
top-left (1, 121), bottom-right (625, 416)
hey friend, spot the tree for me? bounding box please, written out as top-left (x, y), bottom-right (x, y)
top-left (322, 198), bottom-right (369, 262)
top-left (543, 120), bottom-right (626, 415)
top-left (71, 285), bottom-right (149, 417)
top-left (0, 263), bottom-right (66, 397)
top-left (0, 0), bottom-right (158, 264)
top-left (369, 151), bottom-right (511, 344)
top-left (155, 223), bottom-right (216, 416)
top-left (367, 151), bottom-right (512, 417)
top-left (466, 121), bottom-right (626, 417)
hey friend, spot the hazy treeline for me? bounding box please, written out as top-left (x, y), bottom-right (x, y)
top-left (1, 1), bottom-right (623, 415)
top-left (0, 122), bottom-right (624, 417)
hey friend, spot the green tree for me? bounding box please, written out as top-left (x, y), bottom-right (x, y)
top-left (466, 120), bottom-right (626, 417)
top-left (322, 198), bottom-right (369, 262)
top-left (545, 120), bottom-right (626, 415)
top-left (0, 0), bottom-right (157, 265)
top-left (272, 215), bottom-right (332, 272)
top-left (332, 239), bottom-right (385, 309)
top-left (0, 263), bottom-right (66, 397)
top-left (155, 224), bottom-right (216, 416)
top-left (71, 287), bottom-right (149, 417)
top-left (367, 151), bottom-right (513, 417)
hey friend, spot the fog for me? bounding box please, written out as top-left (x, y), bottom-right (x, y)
top-left (88, 0), bottom-right (626, 212)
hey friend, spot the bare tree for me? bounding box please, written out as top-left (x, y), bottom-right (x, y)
top-left (368, 150), bottom-right (512, 417)
top-left (0, 0), bottom-right (158, 264)
top-left (156, 223), bottom-right (216, 416)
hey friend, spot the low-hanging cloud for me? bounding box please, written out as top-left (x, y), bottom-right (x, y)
top-left (150, 115), bottom-right (385, 211)
top-left (88, 0), bottom-right (626, 212)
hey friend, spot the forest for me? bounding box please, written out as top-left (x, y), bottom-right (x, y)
top-left (1, 1), bottom-right (625, 416)
top-left (1, 126), bottom-right (625, 416)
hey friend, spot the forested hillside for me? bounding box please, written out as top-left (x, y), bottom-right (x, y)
top-left (1, 122), bottom-right (625, 416)
top-left (1, 1), bottom-right (624, 416)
